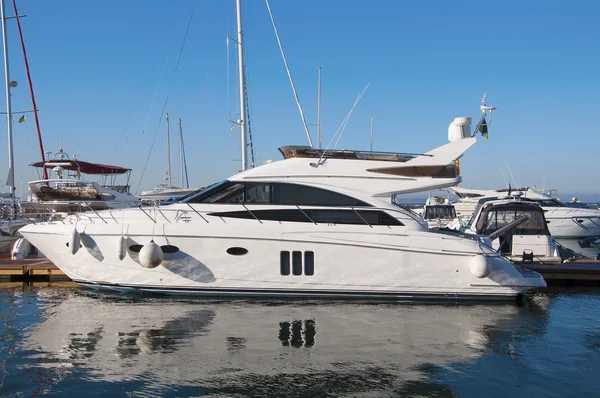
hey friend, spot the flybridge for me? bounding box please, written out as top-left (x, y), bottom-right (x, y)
top-left (277, 146), bottom-right (431, 163)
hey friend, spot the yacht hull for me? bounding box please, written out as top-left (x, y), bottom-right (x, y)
top-left (20, 222), bottom-right (545, 301)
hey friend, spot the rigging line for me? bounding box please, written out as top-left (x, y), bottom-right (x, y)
top-left (141, 51), bottom-right (171, 136)
top-left (318, 83), bottom-right (369, 164)
top-left (333, 83), bottom-right (369, 149)
top-left (264, 0), bottom-right (313, 148)
top-left (226, 19), bottom-right (231, 124)
top-left (108, 54), bottom-right (160, 161)
top-left (505, 161), bottom-right (518, 190)
top-left (135, 0), bottom-right (197, 194)
top-left (12, 0), bottom-right (47, 179)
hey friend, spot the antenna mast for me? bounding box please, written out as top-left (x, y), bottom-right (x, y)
top-left (1, 0), bottom-right (15, 207)
top-left (178, 117), bottom-right (184, 188)
top-left (370, 113), bottom-right (374, 152)
top-left (235, 0), bottom-right (248, 171)
top-left (317, 66), bottom-right (322, 149)
top-left (165, 112), bottom-right (171, 188)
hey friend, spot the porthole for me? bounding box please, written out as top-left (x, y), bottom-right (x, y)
top-left (227, 247), bottom-right (248, 256)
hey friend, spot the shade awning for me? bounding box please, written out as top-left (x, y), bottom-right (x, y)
top-left (29, 160), bottom-right (131, 175)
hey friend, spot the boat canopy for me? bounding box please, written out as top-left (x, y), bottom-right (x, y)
top-left (29, 160), bottom-right (131, 175)
top-left (278, 146), bottom-right (426, 162)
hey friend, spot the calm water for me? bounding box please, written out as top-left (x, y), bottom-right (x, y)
top-left (0, 285), bottom-right (599, 397)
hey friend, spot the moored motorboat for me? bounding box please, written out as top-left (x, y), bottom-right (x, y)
top-left (19, 109), bottom-right (546, 301)
top-left (455, 196), bottom-right (562, 263)
top-left (451, 186), bottom-right (600, 258)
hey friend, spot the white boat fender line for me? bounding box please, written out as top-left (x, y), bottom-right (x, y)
top-left (117, 235), bottom-right (127, 261)
top-left (67, 228), bottom-right (81, 255)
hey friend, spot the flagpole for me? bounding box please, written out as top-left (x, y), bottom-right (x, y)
top-left (1, 0), bottom-right (16, 209)
top-left (12, 0), bottom-right (47, 179)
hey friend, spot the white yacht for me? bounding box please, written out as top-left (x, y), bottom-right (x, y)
top-left (19, 115), bottom-right (546, 300)
top-left (451, 186), bottom-right (600, 258)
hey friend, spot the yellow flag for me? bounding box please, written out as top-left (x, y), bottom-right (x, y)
top-left (230, 125), bottom-right (235, 131)
top-left (18, 115), bottom-right (25, 123)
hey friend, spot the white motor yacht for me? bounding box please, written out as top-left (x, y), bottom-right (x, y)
top-left (19, 115), bottom-right (546, 301)
top-left (451, 186), bottom-right (600, 258)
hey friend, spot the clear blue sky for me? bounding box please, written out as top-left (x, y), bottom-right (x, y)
top-left (1, 0), bottom-right (599, 200)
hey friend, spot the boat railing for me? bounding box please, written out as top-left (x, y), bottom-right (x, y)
top-left (37, 202), bottom-right (424, 229)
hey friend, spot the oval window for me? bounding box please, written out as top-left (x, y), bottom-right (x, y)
top-left (227, 247), bottom-right (248, 256)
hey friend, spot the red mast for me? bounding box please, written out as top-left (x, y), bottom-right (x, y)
top-left (11, 0), bottom-right (47, 179)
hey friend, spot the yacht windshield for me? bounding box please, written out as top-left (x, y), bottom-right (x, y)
top-left (424, 205), bottom-right (456, 220)
top-left (477, 206), bottom-right (549, 236)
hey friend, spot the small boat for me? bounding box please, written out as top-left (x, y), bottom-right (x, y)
top-left (24, 146), bottom-right (141, 215)
top-left (457, 195), bottom-right (562, 263)
top-left (419, 192), bottom-right (457, 229)
top-left (451, 186), bottom-right (600, 258)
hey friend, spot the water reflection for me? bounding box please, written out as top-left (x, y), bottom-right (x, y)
top-left (15, 289), bottom-right (554, 397)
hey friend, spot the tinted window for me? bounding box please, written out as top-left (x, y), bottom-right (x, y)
top-left (292, 251), bottom-right (303, 275)
top-left (304, 252), bottom-right (314, 276)
top-left (208, 209), bottom-right (404, 226)
top-left (280, 251), bottom-right (290, 275)
top-left (246, 183), bottom-right (271, 204)
top-left (272, 183), bottom-right (367, 206)
top-left (185, 181), bottom-right (369, 206)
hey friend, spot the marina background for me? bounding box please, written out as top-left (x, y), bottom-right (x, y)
top-left (0, 0), bottom-right (598, 197)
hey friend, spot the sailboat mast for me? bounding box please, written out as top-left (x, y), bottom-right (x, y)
top-left (178, 117), bottom-right (184, 189)
top-left (235, 0), bottom-right (247, 171)
top-left (317, 66), bottom-right (322, 149)
top-left (370, 113), bottom-right (374, 152)
top-left (165, 112), bottom-right (171, 188)
top-left (0, 0), bottom-right (15, 205)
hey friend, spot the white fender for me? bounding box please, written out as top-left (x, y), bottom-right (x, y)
top-left (11, 238), bottom-right (31, 260)
top-left (469, 255), bottom-right (491, 278)
top-left (139, 241), bottom-right (163, 269)
top-left (117, 235), bottom-right (127, 261)
top-left (69, 229), bottom-right (80, 255)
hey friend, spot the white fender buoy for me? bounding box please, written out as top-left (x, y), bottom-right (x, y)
top-left (469, 255), bottom-right (491, 278)
top-left (11, 238), bottom-right (31, 260)
top-left (116, 236), bottom-right (127, 261)
top-left (139, 241), bottom-right (163, 269)
top-left (69, 229), bottom-right (80, 255)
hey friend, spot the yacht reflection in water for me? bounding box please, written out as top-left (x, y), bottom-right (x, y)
top-left (24, 291), bottom-right (550, 396)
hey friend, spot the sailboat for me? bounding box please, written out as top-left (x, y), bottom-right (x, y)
top-left (139, 114), bottom-right (201, 202)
